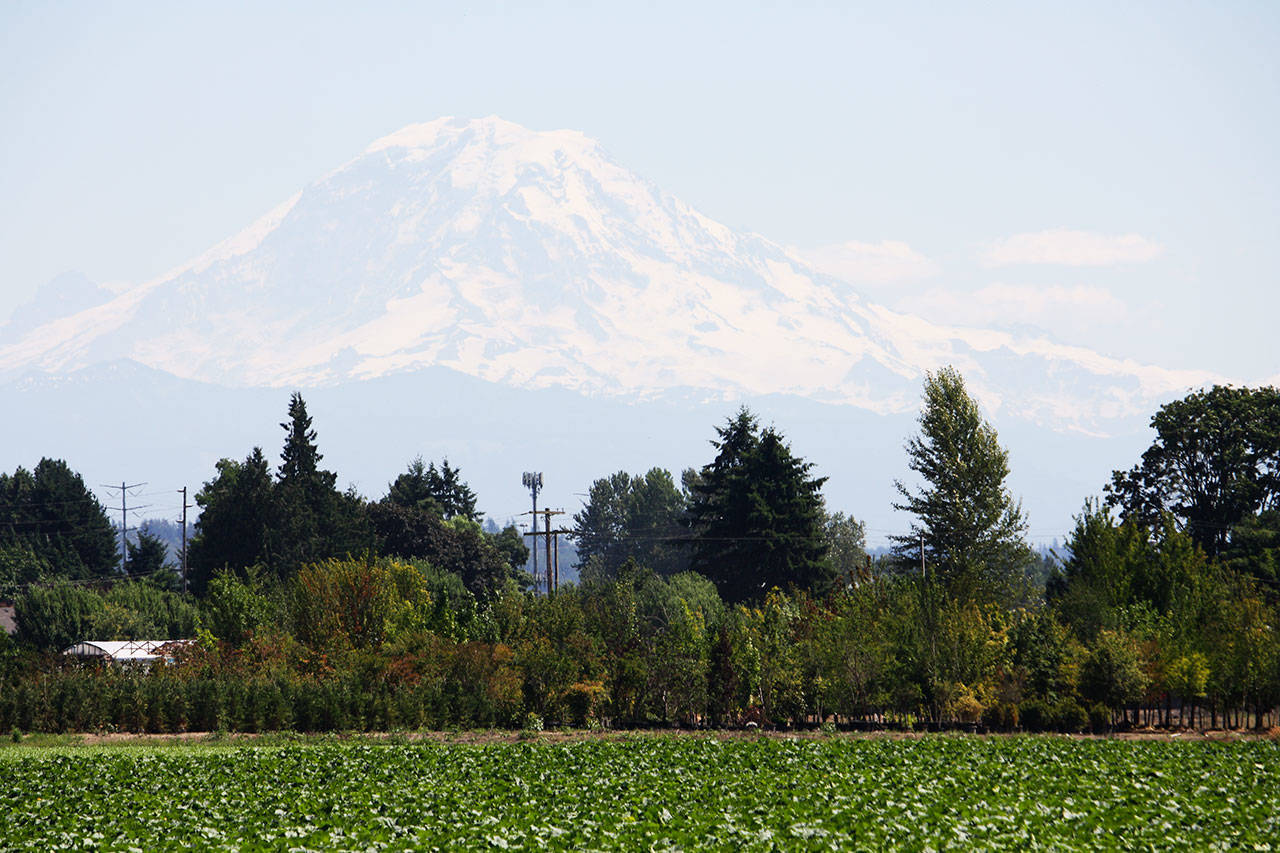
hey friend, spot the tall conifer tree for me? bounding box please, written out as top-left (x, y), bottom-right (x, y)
top-left (275, 393), bottom-right (342, 570)
top-left (686, 408), bottom-right (830, 602)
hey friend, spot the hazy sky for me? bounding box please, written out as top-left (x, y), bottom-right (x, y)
top-left (2, 1), bottom-right (1277, 379)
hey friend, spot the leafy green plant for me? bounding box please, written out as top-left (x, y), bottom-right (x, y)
top-left (3, 737), bottom-right (1279, 848)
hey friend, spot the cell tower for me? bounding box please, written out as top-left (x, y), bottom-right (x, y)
top-left (522, 471), bottom-right (542, 587)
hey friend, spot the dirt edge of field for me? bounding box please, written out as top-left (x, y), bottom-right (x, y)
top-left (10, 726), bottom-right (1278, 748)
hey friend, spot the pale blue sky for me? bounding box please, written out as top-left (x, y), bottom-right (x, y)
top-left (2, 1), bottom-right (1277, 377)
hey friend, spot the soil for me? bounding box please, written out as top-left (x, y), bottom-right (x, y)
top-left (37, 726), bottom-right (1280, 748)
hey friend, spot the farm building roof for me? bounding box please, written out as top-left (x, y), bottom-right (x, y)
top-left (62, 639), bottom-right (195, 664)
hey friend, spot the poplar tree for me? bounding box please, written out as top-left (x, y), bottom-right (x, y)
top-left (892, 367), bottom-right (1032, 602)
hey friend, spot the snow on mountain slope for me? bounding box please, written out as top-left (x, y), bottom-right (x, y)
top-left (0, 116), bottom-right (1220, 433)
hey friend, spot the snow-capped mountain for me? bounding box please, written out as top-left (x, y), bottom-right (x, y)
top-left (0, 116), bottom-right (1220, 433)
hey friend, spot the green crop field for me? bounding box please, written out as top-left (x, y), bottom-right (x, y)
top-left (2, 735), bottom-right (1277, 850)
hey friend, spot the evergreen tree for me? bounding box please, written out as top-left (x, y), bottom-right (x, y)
top-left (892, 367), bottom-right (1033, 602)
top-left (275, 393), bottom-right (343, 570)
top-left (188, 447), bottom-right (278, 592)
top-left (191, 395), bottom-right (369, 587)
top-left (575, 472), bottom-right (634, 576)
top-left (386, 457), bottom-right (436, 511)
top-left (124, 530), bottom-right (171, 578)
top-left (686, 408), bottom-right (830, 603)
top-left (0, 459), bottom-right (118, 579)
top-left (432, 459), bottom-right (479, 521)
top-left (386, 457), bottom-right (479, 521)
top-left (367, 501), bottom-right (517, 601)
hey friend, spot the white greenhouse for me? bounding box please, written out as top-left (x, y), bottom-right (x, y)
top-left (62, 639), bottom-right (195, 668)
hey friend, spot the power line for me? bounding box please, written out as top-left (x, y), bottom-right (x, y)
top-left (14, 565), bottom-right (177, 590)
top-left (0, 496), bottom-right (110, 510)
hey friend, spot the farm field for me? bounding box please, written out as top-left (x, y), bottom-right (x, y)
top-left (2, 735), bottom-right (1277, 850)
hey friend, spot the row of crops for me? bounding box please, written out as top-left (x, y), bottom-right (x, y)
top-left (2, 735), bottom-right (1277, 849)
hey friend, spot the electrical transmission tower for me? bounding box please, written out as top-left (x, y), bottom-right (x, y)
top-left (100, 481), bottom-right (149, 572)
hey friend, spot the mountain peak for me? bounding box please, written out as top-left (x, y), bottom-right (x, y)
top-left (363, 116), bottom-right (601, 165)
top-left (0, 118), bottom-right (1220, 432)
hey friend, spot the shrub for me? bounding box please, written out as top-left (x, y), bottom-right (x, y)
top-left (1089, 702), bottom-right (1112, 733)
top-left (1054, 699), bottom-right (1089, 733)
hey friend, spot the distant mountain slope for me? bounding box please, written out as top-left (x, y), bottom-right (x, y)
top-left (0, 116), bottom-right (1220, 434)
top-left (2, 358), bottom-right (1143, 550)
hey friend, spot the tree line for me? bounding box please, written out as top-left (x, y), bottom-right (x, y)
top-left (2, 372), bottom-right (1278, 734)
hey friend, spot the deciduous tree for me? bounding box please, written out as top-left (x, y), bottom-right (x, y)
top-left (892, 367), bottom-right (1033, 602)
top-left (1106, 385), bottom-right (1280, 558)
top-left (573, 468), bottom-right (687, 579)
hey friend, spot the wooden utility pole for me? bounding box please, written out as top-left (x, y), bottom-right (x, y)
top-left (549, 524), bottom-right (573, 593)
top-left (522, 508), bottom-right (569, 595)
top-left (542, 508), bottom-right (567, 595)
top-left (544, 508), bottom-right (553, 596)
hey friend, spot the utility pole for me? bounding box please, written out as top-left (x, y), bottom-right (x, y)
top-left (522, 472), bottom-right (542, 590)
top-left (543, 508), bottom-right (553, 596)
top-left (538, 508), bottom-right (565, 595)
top-left (179, 487), bottom-right (191, 594)
top-left (101, 481), bottom-right (146, 571)
top-left (920, 532), bottom-right (926, 581)
top-left (550, 523), bottom-right (574, 592)
top-left (522, 507), bottom-right (567, 595)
